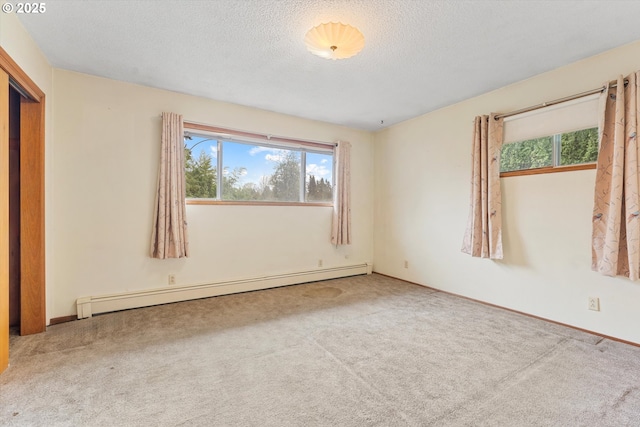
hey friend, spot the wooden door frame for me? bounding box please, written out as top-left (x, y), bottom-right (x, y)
top-left (0, 46), bottom-right (46, 336)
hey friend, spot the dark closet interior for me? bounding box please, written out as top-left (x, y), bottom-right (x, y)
top-left (9, 86), bottom-right (20, 329)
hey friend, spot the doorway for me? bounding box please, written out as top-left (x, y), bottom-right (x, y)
top-left (0, 47), bottom-right (46, 375)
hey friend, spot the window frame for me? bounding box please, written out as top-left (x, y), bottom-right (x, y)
top-left (183, 122), bottom-right (335, 206)
top-left (500, 162), bottom-right (596, 178)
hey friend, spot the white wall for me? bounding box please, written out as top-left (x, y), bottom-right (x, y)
top-left (374, 40), bottom-right (640, 343)
top-left (0, 14), bottom-right (54, 322)
top-left (51, 69), bottom-right (374, 318)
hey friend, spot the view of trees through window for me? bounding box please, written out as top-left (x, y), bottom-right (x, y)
top-left (184, 134), bottom-right (333, 203)
top-left (500, 127), bottom-right (598, 173)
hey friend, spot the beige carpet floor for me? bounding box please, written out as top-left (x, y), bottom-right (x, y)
top-left (2, 273), bottom-right (640, 426)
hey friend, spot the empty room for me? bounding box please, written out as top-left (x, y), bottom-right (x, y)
top-left (3, 1), bottom-right (640, 425)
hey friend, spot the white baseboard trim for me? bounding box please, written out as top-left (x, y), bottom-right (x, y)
top-left (76, 262), bottom-right (373, 319)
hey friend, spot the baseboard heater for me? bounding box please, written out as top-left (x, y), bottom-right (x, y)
top-left (76, 262), bottom-right (372, 319)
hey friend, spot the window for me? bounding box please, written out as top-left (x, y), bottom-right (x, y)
top-left (500, 127), bottom-right (598, 173)
top-left (184, 131), bottom-right (334, 204)
top-left (500, 93), bottom-right (599, 176)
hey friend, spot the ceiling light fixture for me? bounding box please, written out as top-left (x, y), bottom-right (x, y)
top-left (304, 22), bottom-right (365, 60)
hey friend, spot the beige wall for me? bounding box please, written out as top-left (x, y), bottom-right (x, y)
top-left (374, 40), bottom-right (640, 343)
top-left (0, 13), bottom-right (51, 90)
top-left (0, 13), bottom-right (54, 321)
top-left (5, 12), bottom-right (640, 342)
top-left (51, 69), bottom-right (374, 318)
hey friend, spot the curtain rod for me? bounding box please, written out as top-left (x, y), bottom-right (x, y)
top-left (494, 78), bottom-right (626, 120)
top-left (175, 119), bottom-right (337, 149)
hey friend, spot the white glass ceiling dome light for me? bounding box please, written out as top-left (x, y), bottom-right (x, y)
top-left (304, 22), bottom-right (365, 60)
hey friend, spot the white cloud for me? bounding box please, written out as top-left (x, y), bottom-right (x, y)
top-left (264, 153), bottom-right (286, 162)
top-left (249, 146), bottom-right (284, 156)
top-left (248, 146), bottom-right (291, 163)
top-left (209, 146), bottom-right (218, 159)
top-left (306, 163), bottom-right (331, 178)
top-left (265, 150), bottom-right (289, 163)
top-left (321, 158), bottom-right (328, 164)
top-left (249, 146), bottom-right (271, 156)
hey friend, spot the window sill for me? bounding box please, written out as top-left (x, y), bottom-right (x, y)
top-left (186, 199), bottom-right (333, 207)
top-left (500, 163), bottom-right (596, 178)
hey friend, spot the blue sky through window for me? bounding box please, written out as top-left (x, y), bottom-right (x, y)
top-left (186, 135), bottom-right (333, 189)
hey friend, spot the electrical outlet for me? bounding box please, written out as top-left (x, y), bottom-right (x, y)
top-left (404, 260), bottom-right (409, 269)
top-left (588, 297), bottom-right (600, 311)
top-left (168, 274), bottom-right (176, 285)
top-left (318, 259), bottom-right (323, 268)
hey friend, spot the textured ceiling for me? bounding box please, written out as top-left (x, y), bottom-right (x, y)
top-left (17, 0), bottom-right (640, 130)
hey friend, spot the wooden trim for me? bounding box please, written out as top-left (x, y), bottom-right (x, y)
top-left (49, 315), bottom-right (77, 326)
top-left (500, 163), bottom-right (596, 178)
top-left (0, 47), bottom-right (44, 102)
top-left (0, 69), bottom-right (9, 373)
top-left (373, 272), bottom-right (640, 348)
top-left (186, 199), bottom-right (333, 207)
top-left (20, 97), bottom-right (46, 335)
top-left (183, 121), bottom-right (335, 151)
top-left (0, 48), bottom-right (47, 337)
